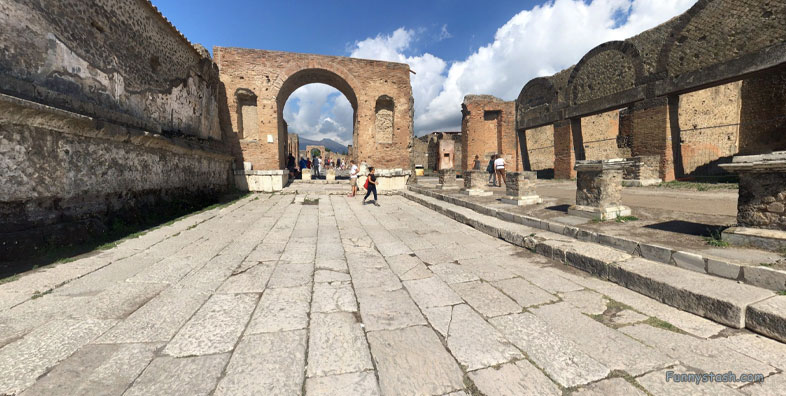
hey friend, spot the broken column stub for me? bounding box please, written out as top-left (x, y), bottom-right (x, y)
top-left (462, 170), bottom-right (493, 196)
top-left (501, 171), bottom-right (542, 205)
top-left (721, 151), bottom-right (786, 250)
top-left (437, 168), bottom-right (460, 190)
top-left (568, 159), bottom-right (632, 220)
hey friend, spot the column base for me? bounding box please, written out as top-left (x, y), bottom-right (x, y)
top-left (461, 188), bottom-right (493, 197)
top-left (568, 205), bottom-right (631, 220)
top-left (500, 195), bottom-right (542, 206)
top-left (723, 227), bottom-right (786, 250)
top-left (622, 178), bottom-right (662, 187)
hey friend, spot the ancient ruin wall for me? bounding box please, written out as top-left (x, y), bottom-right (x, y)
top-left (581, 110), bottom-right (629, 161)
top-left (461, 96), bottom-right (519, 172)
top-left (0, 0), bottom-right (232, 258)
top-left (524, 125), bottom-right (555, 171)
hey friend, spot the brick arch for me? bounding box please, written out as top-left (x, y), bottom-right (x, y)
top-left (567, 41), bottom-right (644, 106)
top-left (274, 64), bottom-right (360, 110)
top-left (516, 77), bottom-right (557, 128)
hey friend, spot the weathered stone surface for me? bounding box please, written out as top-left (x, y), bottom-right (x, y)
top-left (739, 372), bottom-right (786, 396)
top-left (450, 281), bottom-right (521, 317)
top-left (217, 262), bottom-right (275, 293)
top-left (746, 296), bottom-right (786, 343)
top-left (457, 259), bottom-right (517, 281)
top-left (572, 377), bottom-right (646, 396)
top-left (246, 285), bottom-right (311, 334)
top-left (611, 309), bottom-right (649, 325)
top-left (713, 333), bottom-right (786, 370)
top-left (0, 319), bottom-right (115, 395)
top-left (74, 282), bottom-right (168, 320)
top-left (672, 251), bottom-right (707, 273)
top-left (430, 263), bottom-right (480, 284)
top-left (468, 360), bottom-right (561, 396)
top-left (356, 288), bottom-right (427, 331)
top-left (422, 306), bottom-right (453, 338)
top-left (499, 262), bottom-right (584, 293)
top-left (403, 276), bottom-right (463, 308)
top-left (636, 365), bottom-right (742, 396)
top-left (164, 293), bottom-right (258, 357)
top-left (21, 343), bottom-right (159, 396)
top-left (312, 282), bottom-right (357, 313)
top-left (314, 269), bottom-right (351, 283)
top-left (267, 263), bottom-right (314, 288)
top-left (213, 331), bottom-right (306, 396)
top-left (490, 313), bottom-right (609, 387)
top-left (559, 289), bottom-right (609, 315)
top-left (447, 304), bottom-right (523, 370)
top-left (305, 371), bottom-right (381, 396)
top-left (307, 312), bottom-right (374, 377)
top-left (367, 326), bottom-right (464, 396)
top-left (125, 354), bottom-right (229, 396)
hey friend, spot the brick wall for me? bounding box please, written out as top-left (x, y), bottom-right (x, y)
top-left (461, 95), bottom-right (519, 172)
top-left (524, 125), bottom-right (555, 171)
top-left (553, 120), bottom-right (576, 179)
top-left (631, 98), bottom-right (675, 181)
top-left (581, 109), bottom-right (629, 161)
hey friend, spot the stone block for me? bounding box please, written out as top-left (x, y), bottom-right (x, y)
top-left (302, 169), bottom-right (312, 181)
top-left (706, 258), bottom-right (742, 280)
top-left (638, 243), bottom-right (673, 263)
top-left (672, 251), bottom-right (707, 273)
top-left (325, 169), bottom-right (336, 181)
top-left (723, 227), bottom-right (786, 250)
top-left (567, 204), bottom-right (632, 221)
top-left (504, 171), bottom-right (538, 198)
top-left (500, 195), bottom-right (542, 206)
top-left (746, 296), bottom-right (786, 343)
top-left (596, 233), bottom-right (639, 254)
top-left (743, 265), bottom-right (786, 291)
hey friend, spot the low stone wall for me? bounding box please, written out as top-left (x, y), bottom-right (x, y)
top-left (357, 169), bottom-right (412, 191)
top-left (234, 170), bottom-right (288, 192)
top-left (738, 173), bottom-right (786, 229)
top-left (463, 170), bottom-right (488, 190)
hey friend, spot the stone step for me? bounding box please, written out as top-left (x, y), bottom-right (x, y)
top-left (400, 188), bottom-right (786, 342)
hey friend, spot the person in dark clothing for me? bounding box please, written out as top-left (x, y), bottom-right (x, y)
top-left (299, 157), bottom-right (307, 170)
top-left (473, 155), bottom-right (481, 170)
top-left (362, 167), bottom-right (380, 206)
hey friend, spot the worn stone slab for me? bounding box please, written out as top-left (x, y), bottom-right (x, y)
top-left (746, 296), bottom-right (786, 343)
top-left (609, 258), bottom-right (774, 328)
top-left (75, 282), bottom-right (167, 320)
top-left (307, 312), bottom-right (374, 377)
top-left (490, 313), bottom-right (609, 388)
top-left (707, 258), bottom-right (742, 280)
top-left (312, 281), bottom-right (357, 313)
top-left (560, 289), bottom-right (609, 315)
top-left (492, 277), bottom-right (557, 308)
top-left (164, 293), bottom-right (258, 357)
top-left (217, 262), bottom-right (275, 293)
top-left (20, 343), bottom-right (159, 396)
top-left (356, 287), bottom-right (427, 331)
top-left (367, 326), bottom-right (464, 396)
top-left (315, 269), bottom-right (351, 283)
top-left (0, 319), bottom-right (116, 395)
top-left (422, 306), bottom-right (453, 338)
top-left (572, 377), bottom-right (646, 396)
top-left (305, 371), bottom-right (381, 396)
top-left (450, 281), bottom-right (520, 317)
top-left (458, 258), bottom-right (517, 281)
top-left (672, 251), bottom-right (707, 273)
top-left (611, 309), bottom-right (649, 325)
top-left (533, 302), bottom-right (673, 376)
top-left (347, 264), bottom-right (402, 291)
top-left (638, 243), bottom-right (674, 264)
top-left (468, 360), bottom-right (561, 396)
top-left (499, 262), bottom-right (584, 293)
top-left (267, 263), bottom-right (314, 288)
top-left (447, 304), bottom-right (523, 371)
top-left (214, 330), bottom-right (306, 396)
top-left (246, 285), bottom-right (311, 334)
top-left (743, 265), bottom-right (786, 292)
top-left (622, 324), bottom-right (777, 385)
top-left (739, 372), bottom-right (786, 396)
top-left (430, 263), bottom-right (480, 284)
top-left (125, 354), bottom-right (229, 396)
top-left (97, 287), bottom-right (211, 343)
top-left (636, 365), bottom-right (742, 396)
top-left (713, 333), bottom-right (786, 370)
top-left (403, 276), bottom-right (463, 308)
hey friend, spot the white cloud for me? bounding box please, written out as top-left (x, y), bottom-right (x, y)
top-left (350, 0), bottom-right (696, 135)
top-left (283, 84), bottom-right (353, 145)
top-left (439, 24), bottom-right (453, 41)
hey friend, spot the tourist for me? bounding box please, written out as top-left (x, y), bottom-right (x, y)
top-left (306, 158), bottom-right (312, 169)
top-left (348, 160), bottom-right (359, 197)
top-left (494, 154), bottom-right (506, 187)
top-left (314, 156), bottom-right (321, 178)
top-left (473, 155), bottom-right (481, 170)
top-left (298, 157), bottom-right (306, 171)
top-left (363, 167), bottom-right (379, 206)
top-left (487, 155), bottom-right (496, 185)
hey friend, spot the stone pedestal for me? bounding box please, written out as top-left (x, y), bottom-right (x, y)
top-left (720, 151), bottom-right (786, 249)
top-left (437, 169), bottom-right (460, 190)
top-left (622, 156), bottom-right (662, 187)
top-left (301, 168), bottom-right (312, 181)
top-left (568, 159), bottom-right (632, 220)
top-left (326, 169), bottom-right (336, 181)
top-left (501, 171), bottom-right (542, 205)
top-left (461, 170), bottom-right (493, 196)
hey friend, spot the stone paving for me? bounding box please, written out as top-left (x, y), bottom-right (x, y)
top-left (1, 194), bottom-right (786, 395)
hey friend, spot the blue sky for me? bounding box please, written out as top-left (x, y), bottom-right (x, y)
top-left (152, 0), bottom-right (696, 144)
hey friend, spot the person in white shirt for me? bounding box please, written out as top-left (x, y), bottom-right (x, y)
top-left (348, 160), bottom-right (359, 197)
top-left (494, 154), bottom-right (506, 187)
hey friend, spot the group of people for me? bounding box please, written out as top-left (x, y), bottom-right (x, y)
top-left (287, 154), bottom-right (347, 179)
top-left (472, 153), bottom-right (507, 187)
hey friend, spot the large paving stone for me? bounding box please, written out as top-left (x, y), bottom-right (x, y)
top-left (307, 312), bottom-right (374, 377)
top-left (163, 293), bottom-right (258, 357)
top-left (246, 285), bottom-right (311, 334)
top-left (572, 377), bottom-right (646, 396)
top-left (532, 302), bottom-right (674, 376)
top-left (348, 264), bottom-right (403, 291)
top-left (609, 258), bottom-right (774, 328)
top-left (97, 287), bottom-right (210, 343)
top-left (0, 319), bottom-right (116, 395)
top-left (492, 277), bottom-right (557, 307)
top-left (126, 354), bottom-right (229, 396)
top-left (712, 333), bottom-right (786, 370)
top-left (214, 330), bottom-right (307, 396)
top-left (356, 287), bottom-right (427, 331)
top-left (498, 262), bottom-right (584, 293)
top-left (468, 360), bottom-right (561, 396)
top-left (739, 372), bottom-right (786, 396)
top-left (450, 281), bottom-right (521, 317)
top-left (446, 304), bottom-right (523, 371)
top-left (305, 371), bottom-right (381, 396)
top-left (403, 276), bottom-right (463, 308)
top-left (745, 296), bottom-right (786, 343)
top-left (20, 343), bottom-right (158, 396)
top-left (386, 254), bottom-right (433, 281)
top-left (216, 261), bottom-right (275, 293)
top-left (422, 305), bottom-right (453, 338)
top-left (636, 365), bottom-right (743, 396)
top-left (559, 289), bottom-right (609, 315)
top-left (457, 258), bottom-right (517, 281)
top-left (74, 282), bottom-right (167, 320)
top-left (429, 263), bottom-right (480, 284)
top-left (367, 326), bottom-right (464, 396)
top-left (267, 263), bottom-right (314, 288)
top-left (314, 269), bottom-right (351, 283)
top-left (312, 281), bottom-right (357, 313)
top-left (490, 313), bottom-right (609, 388)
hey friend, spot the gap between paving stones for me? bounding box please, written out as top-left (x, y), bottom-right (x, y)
top-left (400, 188), bottom-right (786, 344)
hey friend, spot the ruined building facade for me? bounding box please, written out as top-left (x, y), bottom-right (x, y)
top-left (461, 96), bottom-right (522, 173)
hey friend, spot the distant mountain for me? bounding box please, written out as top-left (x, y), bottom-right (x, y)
top-left (298, 137), bottom-right (348, 155)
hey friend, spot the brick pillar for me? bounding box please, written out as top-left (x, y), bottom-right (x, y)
top-left (553, 120), bottom-right (576, 179)
top-left (631, 97), bottom-right (676, 181)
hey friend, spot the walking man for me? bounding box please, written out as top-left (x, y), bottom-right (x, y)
top-left (494, 154), bottom-right (506, 187)
top-left (348, 160), bottom-right (359, 197)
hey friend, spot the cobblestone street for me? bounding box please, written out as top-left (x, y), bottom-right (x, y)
top-left (1, 194), bottom-right (785, 395)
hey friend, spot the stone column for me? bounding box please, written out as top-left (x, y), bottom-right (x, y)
top-left (631, 97), bottom-right (676, 181)
top-left (437, 169), bottom-right (460, 190)
top-left (568, 159), bottom-right (632, 220)
top-left (461, 170), bottom-right (493, 196)
top-left (553, 120), bottom-right (576, 179)
top-left (301, 168), bottom-right (312, 181)
top-left (501, 172), bottom-right (542, 205)
top-left (720, 151), bottom-right (786, 249)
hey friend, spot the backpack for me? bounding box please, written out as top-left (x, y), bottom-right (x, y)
top-left (364, 178), bottom-right (369, 189)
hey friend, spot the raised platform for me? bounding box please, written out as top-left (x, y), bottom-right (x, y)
top-left (234, 170), bottom-right (288, 192)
